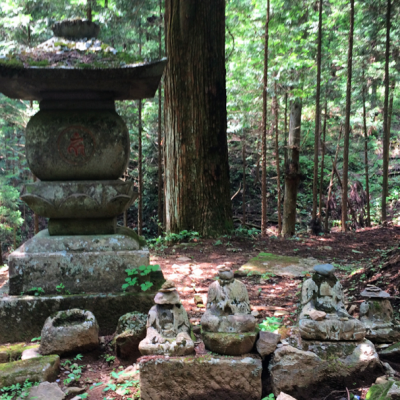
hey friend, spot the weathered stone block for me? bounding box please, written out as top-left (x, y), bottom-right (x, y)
top-left (0, 292), bottom-right (157, 343)
top-left (139, 354), bottom-right (262, 400)
top-left (0, 355), bottom-right (60, 387)
top-left (0, 343), bottom-right (40, 363)
top-left (40, 309), bottom-right (99, 356)
top-left (8, 230), bottom-right (160, 295)
top-left (269, 339), bottom-right (384, 399)
top-left (202, 331), bottom-right (258, 356)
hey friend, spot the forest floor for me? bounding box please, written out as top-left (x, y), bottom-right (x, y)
top-left (1, 226), bottom-right (400, 399)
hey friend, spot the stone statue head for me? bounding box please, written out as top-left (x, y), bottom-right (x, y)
top-left (217, 266), bottom-right (234, 286)
top-left (154, 280), bottom-right (180, 305)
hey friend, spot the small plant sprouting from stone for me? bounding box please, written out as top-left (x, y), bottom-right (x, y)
top-left (31, 336), bottom-right (41, 342)
top-left (259, 317), bottom-right (283, 332)
top-left (122, 265), bottom-right (160, 292)
top-left (27, 287), bottom-right (45, 296)
top-left (61, 354), bottom-right (84, 385)
top-left (262, 394), bottom-right (275, 400)
top-left (56, 283), bottom-right (71, 295)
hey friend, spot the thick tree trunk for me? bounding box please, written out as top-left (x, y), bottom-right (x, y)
top-left (157, 0), bottom-right (163, 235)
top-left (381, 0), bottom-right (391, 224)
top-left (86, 0), bottom-right (92, 21)
top-left (261, 0), bottom-right (270, 237)
top-left (312, 0), bottom-right (323, 223)
top-left (282, 98), bottom-right (302, 237)
top-left (341, 0), bottom-right (354, 232)
top-left (362, 80), bottom-right (371, 227)
top-left (164, 0), bottom-right (232, 236)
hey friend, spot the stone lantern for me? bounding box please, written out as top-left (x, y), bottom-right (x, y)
top-left (0, 20), bottom-right (166, 342)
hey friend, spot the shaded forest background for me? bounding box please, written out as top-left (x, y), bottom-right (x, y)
top-left (0, 0), bottom-right (399, 258)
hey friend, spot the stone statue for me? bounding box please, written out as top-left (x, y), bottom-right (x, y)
top-left (359, 285), bottom-right (400, 343)
top-left (299, 264), bottom-right (366, 341)
top-left (138, 280), bottom-right (194, 356)
top-left (201, 266), bottom-right (257, 355)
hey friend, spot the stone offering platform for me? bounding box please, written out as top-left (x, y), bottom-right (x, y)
top-left (0, 291), bottom-right (156, 343)
top-left (8, 229), bottom-right (161, 295)
top-left (139, 354), bottom-right (262, 400)
top-left (237, 252), bottom-right (319, 278)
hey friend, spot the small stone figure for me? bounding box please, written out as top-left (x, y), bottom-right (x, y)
top-left (138, 280), bottom-right (194, 356)
top-left (299, 264), bottom-right (366, 341)
top-left (359, 285), bottom-right (400, 343)
top-left (201, 266), bottom-right (257, 355)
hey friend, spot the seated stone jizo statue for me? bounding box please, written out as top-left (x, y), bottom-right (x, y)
top-left (201, 266), bottom-right (258, 355)
top-left (299, 264), bottom-right (366, 341)
top-left (139, 280), bottom-right (194, 356)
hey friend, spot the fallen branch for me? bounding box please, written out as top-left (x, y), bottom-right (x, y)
top-left (231, 182), bottom-right (242, 201)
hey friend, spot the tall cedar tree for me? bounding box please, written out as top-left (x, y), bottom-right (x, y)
top-left (381, 0), bottom-right (391, 224)
top-left (362, 77), bottom-right (371, 227)
top-left (138, 26), bottom-right (143, 235)
top-left (157, 0), bottom-right (163, 234)
top-left (261, 0), bottom-right (270, 237)
top-left (282, 98), bottom-right (302, 237)
top-left (164, 0), bottom-right (232, 236)
top-left (312, 0), bottom-right (323, 226)
top-left (341, 0), bottom-right (354, 232)
top-left (274, 81), bottom-right (282, 234)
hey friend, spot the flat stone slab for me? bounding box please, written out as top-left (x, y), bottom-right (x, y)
top-left (8, 230), bottom-right (161, 295)
top-left (0, 355), bottom-right (59, 387)
top-left (237, 252), bottom-right (319, 278)
top-left (139, 354), bottom-right (262, 400)
top-left (0, 292), bottom-right (156, 343)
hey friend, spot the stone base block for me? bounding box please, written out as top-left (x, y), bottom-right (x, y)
top-left (269, 338), bottom-right (384, 399)
top-left (0, 292), bottom-right (156, 343)
top-left (202, 331), bottom-right (258, 356)
top-left (8, 229), bottom-right (161, 295)
top-left (139, 354), bottom-right (262, 400)
top-left (0, 355), bottom-right (59, 387)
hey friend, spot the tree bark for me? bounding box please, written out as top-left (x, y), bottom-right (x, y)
top-left (261, 0), bottom-right (270, 237)
top-left (381, 0), bottom-right (391, 224)
top-left (318, 100), bottom-right (327, 219)
top-left (242, 129), bottom-right (246, 226)
top-left (164, 0), bottom-right (232, 236)
top-left (362, 75), bottom-right (371, 227)
top-left (341, 0), bottom-right (354, 232)
top-left (86, 0), bottom-right (92, 21)
top-left (312, 0), bottom-right (323, 223)
top-left (157, 0), bottom-right (163, 235)
top-left (284, 92), bottom-right (288, 169)
top-left (274, 82), bottom-right (282, 234)
top-left (138, 100), bottom-right (143, 235)
top-left (325, 125), bottom-right (343, 232)
top-left (282, 98), bottom-right (302, 237)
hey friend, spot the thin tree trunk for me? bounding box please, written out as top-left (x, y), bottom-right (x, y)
top-left (274, 82), bottom-right (282, 234)
top-left (382, 0), bottom-right (391, 224)
top-left (138, 100), bottom-right (143, 235)
top-left (164, 0), bottom-right (232, 236)
top-left (319, 100), bottom-right (328, 219)
top-left (87, 0), bottom-right (92, 21)
top-left (341, 0), bottom-right (354, 232)
top-left (261, 0), bottom-right (270, 237)
top-left (242, 129), bottom-right (246, 226)
top-left (157, 0), bottom-right (163, 235)
top-left (0, 243), bottom-right (3, 266)
top-left (284, 92), bottom-right (288, 168)
top-left (362, 82), bottom-right (371, 227)
top-left (282, 98), bottom-right (302, 237)
top-left (312, 0), bottom-right (323, 223)
top-left (325, 125), bottom-right (343, 232)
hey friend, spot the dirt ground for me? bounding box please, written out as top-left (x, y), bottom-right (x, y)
top-left (1, 226), bottom-right (400, 399)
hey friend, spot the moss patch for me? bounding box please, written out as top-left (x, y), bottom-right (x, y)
top-left (0, 343), bottom-right (39, 363)
top-left (238, 252), bottom-right (318, 277)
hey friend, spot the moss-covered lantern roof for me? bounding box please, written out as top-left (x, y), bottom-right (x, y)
top-left (0, 19), bottom-right (167, 101)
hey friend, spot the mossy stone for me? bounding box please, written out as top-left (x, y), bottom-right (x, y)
top-left (0, 343), bottom-right (39, 363)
